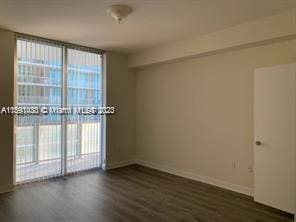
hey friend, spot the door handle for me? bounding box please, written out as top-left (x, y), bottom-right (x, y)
top-left (255, 141), bottom-right (262, 146)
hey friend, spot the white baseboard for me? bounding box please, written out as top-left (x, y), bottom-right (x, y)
top-left (135, 159), bottom-right (253, 196)
top-left (105, 159), bottom-right (136, 170)
top-left (0, 184), bottom-right (14, 194)
top-left (104, 158), bottom-right (253, 196)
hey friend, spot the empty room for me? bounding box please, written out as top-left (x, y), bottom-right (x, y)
top-left (0, 0), bottom-right (295, 221)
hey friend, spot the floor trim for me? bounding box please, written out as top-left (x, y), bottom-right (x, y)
top-left (105, 159), bottom-right (136, 170)
top-left (105, 158), bottom-right (253, 196)
top-left (0, 184), bottom-right (14, 194)
top-left (136, 159), bottom-right (253, 197)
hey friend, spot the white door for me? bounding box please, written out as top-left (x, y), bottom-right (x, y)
top-left (254, 63), bottom-right (295, 214)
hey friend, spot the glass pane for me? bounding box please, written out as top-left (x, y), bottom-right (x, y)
top-left (39, 125), bottom-right (61, 161)
top-left (67, 49), bottom-right (102, 173)
top-left (15, 37), bottom-right (102, 183)
top-left (16, 39), bottom-right (63, 183)
top-left (67, 124), bottom-right (79, 157)
top-left (81, 122), bottom-right (100, 155)
top-left (16, 126), bottom-right (34, 164)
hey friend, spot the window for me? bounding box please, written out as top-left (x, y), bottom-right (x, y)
top-left (16, 126), bottom-right (34, 164)
top-left (15, 36), bottom-right (104, 183)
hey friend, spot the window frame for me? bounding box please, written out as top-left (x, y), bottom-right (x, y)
top-left (13, 33), bottom-right (106, 184)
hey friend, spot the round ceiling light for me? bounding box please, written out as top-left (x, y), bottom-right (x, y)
top-left (107, 4), bottom-right (133, 23)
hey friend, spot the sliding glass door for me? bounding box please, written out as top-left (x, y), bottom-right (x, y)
top-left (15, 36), bottom-right (103, 183)
top-left (66, 48), bottom-right (102, 173)
top-left (16, 39), bottom-right (63, 182)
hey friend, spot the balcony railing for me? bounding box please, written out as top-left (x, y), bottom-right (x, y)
top-left (16, 121), bottom-right (101, 182)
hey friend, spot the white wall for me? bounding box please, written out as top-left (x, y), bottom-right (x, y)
top-left (129, 10), bottom-right (296, 68)
top-left (105, 52), bottom-right (136, 168)
top-left (135, 38), bottom-right (296, 191)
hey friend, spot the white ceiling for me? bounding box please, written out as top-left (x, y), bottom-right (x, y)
top-left (0, 0), bottom-right (293, 54)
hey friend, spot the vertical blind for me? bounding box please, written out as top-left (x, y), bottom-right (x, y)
top-left (16, 36), bottom-right (103, 183)
top-left (66, 48), bottom-right (102, 174)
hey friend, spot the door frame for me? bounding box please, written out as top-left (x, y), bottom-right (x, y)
top-left (253, 63), bottom-right (296, 214)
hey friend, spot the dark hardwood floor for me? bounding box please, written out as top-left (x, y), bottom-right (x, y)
top-left (0, 164), bottom-right (293, 222)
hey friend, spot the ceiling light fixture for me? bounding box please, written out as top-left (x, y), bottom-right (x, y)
top-left (107, 4), bottom-right (133, 23)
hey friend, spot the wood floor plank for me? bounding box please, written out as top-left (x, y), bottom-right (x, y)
top-left (0, 164), bottom-right (293, 222)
